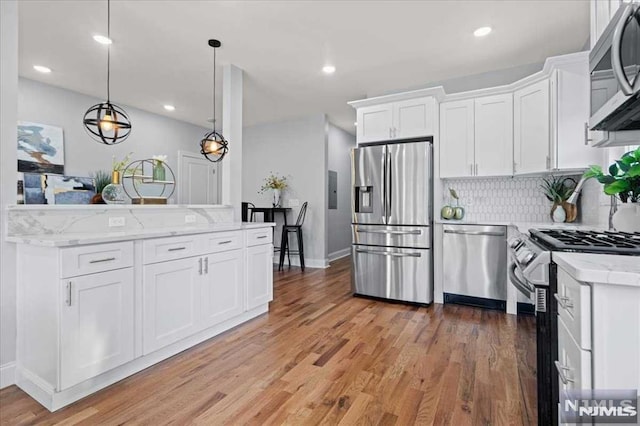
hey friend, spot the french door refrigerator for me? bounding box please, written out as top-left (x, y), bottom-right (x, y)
top-left (351, 139), bottom-right (433, 304)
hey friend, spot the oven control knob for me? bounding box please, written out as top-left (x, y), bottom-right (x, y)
top-left (508, 238), bottom-right (522, 249)
top-left (522, 252), bottom-right (535, 265)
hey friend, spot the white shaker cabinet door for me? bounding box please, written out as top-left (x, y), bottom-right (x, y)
top-left (246, 244), bottom-right (274, 310)
top-left (439, 99), bottom-right (475, 178)
top-left (201, 249), bottom-right (244, 328)
top-left (514, 79), bottom-right (550, 174)
top-left (143, 257), bottom-right (201, 354)
top-left (474, 93), bottom-right (514, 177)
top-left (394, 97), bottom-right (435, 140)
top-left (357, 103), bottom-right (394, 143)
top-left (60, 268), bottom-right (134, 390)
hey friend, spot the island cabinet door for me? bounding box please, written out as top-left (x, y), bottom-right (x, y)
top-left (143, 257), bottom-right (201, 355)
top-left (60, 268), bottom-right (134, 390)
top-left (246, 244), bottom-right (274, 311)
top-left (200, 249), bottom-right (244, 329)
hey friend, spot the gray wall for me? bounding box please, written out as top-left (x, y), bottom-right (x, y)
top-left (18, 78), bottom-right (209, 180)
top-left (242, 114), bottom-right (328, 266)
top-left (1, 0), bottom-right (18, 383)
top-left (327, 124), bottom-right (355, 257)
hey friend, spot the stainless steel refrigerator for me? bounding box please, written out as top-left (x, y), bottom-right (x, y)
top-left (351, 139), bottom-right (433, 304)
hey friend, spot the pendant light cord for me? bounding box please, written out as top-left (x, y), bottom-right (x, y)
top-left (106, 0), bottom-right (111, 102)
top-left (212, 46), bottom-right (216, 133)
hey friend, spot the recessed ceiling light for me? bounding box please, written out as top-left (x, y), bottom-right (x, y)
top-left (33, 65), bottom-right (52, 74)
top-left (163, 105), bottom-right (176, 111)
top-left (93, 34), bottom-right (112, 45)
top-left (474, 26), bottom-right (492, 37)
top-left (322, 65), bottom-right (336, 74)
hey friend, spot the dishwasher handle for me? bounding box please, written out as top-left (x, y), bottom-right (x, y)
top-left (444, 229), bottom-right (505, 237)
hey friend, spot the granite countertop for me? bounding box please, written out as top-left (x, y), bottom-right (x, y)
top-left (554, 252), bottom-right (640, 287)
top-left (6, 222), bottom-right (275, 247)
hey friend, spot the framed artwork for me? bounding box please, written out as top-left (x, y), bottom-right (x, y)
top-left (17, 121), bottom-right (65, 174)
top-left (23, 173), bottom-right (95, 205)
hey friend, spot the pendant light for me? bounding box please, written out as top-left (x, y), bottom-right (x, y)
top-left (200, 39), bottom-right (228, 162)
top-left (83, 0), bottom-right (131, 145)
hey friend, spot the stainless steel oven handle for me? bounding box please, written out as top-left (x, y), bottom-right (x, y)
top-left (355, 249), bottom-right (421, 258)
top-left (554, 361), bottom-right (574, 385)
top-left (508, 263), bottom-right (535, 295)
top-left (612, 3), bottom-right (637, 95)
top-left (444, 230), bottom-right (505, 237)
top-left (357, 229), bottom-right (422, 235)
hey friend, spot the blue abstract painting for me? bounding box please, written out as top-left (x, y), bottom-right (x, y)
top-left (23, 174), bottom-right (95, 205)
top-left (17, 121), bottom-right (65, 174)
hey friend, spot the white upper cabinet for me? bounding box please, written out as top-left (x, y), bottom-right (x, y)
top-left (514, 79), bottom-right (551, 174)
top-left (590, 0), bottom-right (624, 49)
top-left (355, 96), bottom-right (437, 143)
top-left (439, 100), bottom-right (475, 178)
top-left (474, 94), bottom-right (514, 177)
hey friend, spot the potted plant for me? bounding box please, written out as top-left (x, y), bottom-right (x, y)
top-left (540, 175), bottom-right (576, 222)
top-left (102, 152), bottom-right (132, 204)
top-left (584, 146), bottom-right (640, 232)
top-left (90, 170), bottom-right (111, 204)
top-left (259, 172), bottom-right (288, 207)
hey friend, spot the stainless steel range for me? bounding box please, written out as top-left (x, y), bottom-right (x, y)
top-left (508, 228), bottom-right (640, 426)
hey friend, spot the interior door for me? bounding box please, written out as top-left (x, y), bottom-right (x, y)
top-left (351, 145), bottom-right (386, 225)
top-left (386, 142), bottom-right (431, 226)
top-left (178, 151), bottom-right (218, 204)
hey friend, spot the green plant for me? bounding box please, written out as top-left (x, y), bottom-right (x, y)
top-left (540, 176), bottom-right (576, 203)
top-left (584, 147), bottom-right (640, 203)
top-left (259, 172), bottom-right (288, 193)
top-left (92, 170), bottom-right (112, 193)
top-left (112, 152), bottom-right (133, 172)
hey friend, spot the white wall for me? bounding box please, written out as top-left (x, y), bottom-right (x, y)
top-left (327, 124), bottom-right (355, 259)
top-left (18, 78), bottom-right (210, 180)
top-left (242, 114), bottom-right (328, 267)
top-left (1, 0), bottom-right (18, 388)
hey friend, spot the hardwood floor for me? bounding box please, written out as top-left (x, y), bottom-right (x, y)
top-left (0, 257), bottom-right (536, 425)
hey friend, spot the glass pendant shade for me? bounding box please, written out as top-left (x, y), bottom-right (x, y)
top-left (102, 171), bottom-right (126, 204)
top-left (200, 130), bottom-right (228, 163)
top-left (83, 102), bottom-right (131, 145)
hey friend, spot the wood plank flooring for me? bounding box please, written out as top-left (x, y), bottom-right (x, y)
top-left (0, 257), bottom-right (536, 425)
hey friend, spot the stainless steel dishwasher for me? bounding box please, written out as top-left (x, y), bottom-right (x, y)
top-left (442, 224), bottom-right (507, 310)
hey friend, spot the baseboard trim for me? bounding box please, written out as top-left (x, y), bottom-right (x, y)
top-left (272, 257), bottom-right (329, 269)
top-left (0, 362), bottom-right (16, 389)
top-left (328, 248), bottom-right (350, 262)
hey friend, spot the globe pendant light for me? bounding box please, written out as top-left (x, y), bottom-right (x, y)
top-left (83, 0), bottom-right (131, 145)
top-left (200, 39), bottom-right (228, 162)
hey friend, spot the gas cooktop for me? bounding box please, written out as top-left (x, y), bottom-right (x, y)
top-left (529, 229), bottom-right (640, 256)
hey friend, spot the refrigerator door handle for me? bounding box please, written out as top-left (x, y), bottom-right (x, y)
top-left (355, 248), bottom-right (421, 258)
top-left (387, 151), bottom-right (392, 222)
top-left (357, 229), bottom-right (422, 235)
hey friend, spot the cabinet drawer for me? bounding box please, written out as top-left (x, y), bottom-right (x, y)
top-left (143, 235), bottom-right (201, 264)
top-left (202, 231), bottom-right (243, 254)
top-left (556, 268), bottom-right (591, 350)
top-left (60, 242), bottom-right (133, 278)
top-left (557, 317), bottom-right (591, 393)
top-left (246, 228), bottom-right (273, 247)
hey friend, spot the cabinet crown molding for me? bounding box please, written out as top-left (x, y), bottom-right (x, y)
top-left (348, 86), bottom-right (446, 109)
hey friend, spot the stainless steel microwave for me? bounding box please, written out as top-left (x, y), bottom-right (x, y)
top-left (590, 2), bottom-right (640, 136)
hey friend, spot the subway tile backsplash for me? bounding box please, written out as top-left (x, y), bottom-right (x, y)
top-left (442, 175), bottom-right (587, 223)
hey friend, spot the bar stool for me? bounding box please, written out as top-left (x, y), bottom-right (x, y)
top-left (278, 202), bottom-right (308, 271)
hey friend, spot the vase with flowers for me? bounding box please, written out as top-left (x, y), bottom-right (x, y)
top-left (152, 155), bottom-right (167, 182)
top-left (259, 172), bottom-right (288, 207)
top-left (584, 146), bottom-right (640, 232)
top-left (102, 152), bottom-right (132, 204)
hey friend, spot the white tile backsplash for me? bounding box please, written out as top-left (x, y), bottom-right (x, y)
top-left (442, 175), bottom-right (589, 223)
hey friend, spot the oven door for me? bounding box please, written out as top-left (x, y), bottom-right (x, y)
top-left (590, 3), bottom-right (640, 132)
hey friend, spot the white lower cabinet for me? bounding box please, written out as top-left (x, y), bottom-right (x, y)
top-left (60, 268), bottom-right (134, 390)
top-left (201, 249), bottom-right (244, 328)
top-left (143, 257), bottom-right (201, 355)
top-left (247, 243), bottom-right (274, 310)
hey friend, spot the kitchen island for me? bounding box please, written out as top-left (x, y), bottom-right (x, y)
top-left (6, 205), bottom-right (275, 411)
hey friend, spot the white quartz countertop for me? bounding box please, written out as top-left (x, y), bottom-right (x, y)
top-left (6, 222), bottom-right (275, 247)
top-left (554, 252), bottom-right (640, 287)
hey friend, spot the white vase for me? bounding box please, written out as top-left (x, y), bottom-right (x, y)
top-left (612, 202), bottom-right (640, 232)
top-left (552, 204), bottom-right (566, 223)
top-left (272, 188), bottom-right (281, 207)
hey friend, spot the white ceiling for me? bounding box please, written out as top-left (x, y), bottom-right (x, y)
top-left (18, 0), bottom-right (589, 134)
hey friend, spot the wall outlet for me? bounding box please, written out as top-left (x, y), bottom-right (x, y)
top-left (185, 214), bottom-right (196, 224)
top-left (288, 199), bottom-right (300, 207)
top-left (109, 217), bottom-right (125, 227)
